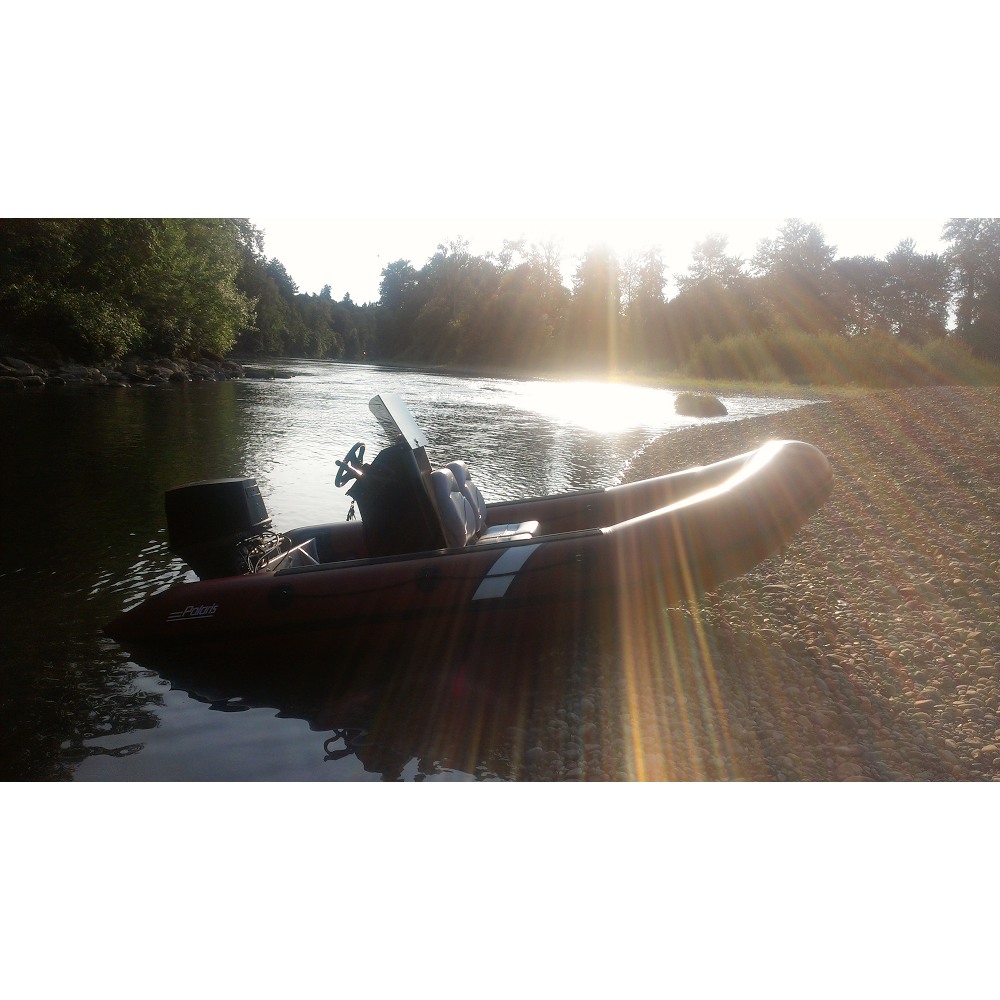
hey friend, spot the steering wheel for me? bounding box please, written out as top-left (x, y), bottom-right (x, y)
top-left (335, 441), bottom-right (366, 488)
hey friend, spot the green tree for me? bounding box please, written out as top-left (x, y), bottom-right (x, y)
top-left (885, 238), bottom-right (950, 341)
top-left (0, 218), bottom-right (255, 361)
top-left (832, 255), bottom-right (892, 337)
top-left (374, 259), bottom-right (422, 357)
top-left (663, 235), bottom-right (767, 365)
top-left (480, 253), bottom-right (569, 366)
top-left (751, 219), bottom-right (841, 335)
top-left (621, 248), bottom-right (667, 367)
top-left (138, 219), bottom-right (256, 357)
top-left (944, 218), bottom-right (1000, 360)
top-left (567, 246), bottom-right (621, 369)
top-left (676, 234), bottom-right (744, 292)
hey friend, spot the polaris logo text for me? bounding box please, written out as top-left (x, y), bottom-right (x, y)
top-left (167, 604), bottom-right (219, 622)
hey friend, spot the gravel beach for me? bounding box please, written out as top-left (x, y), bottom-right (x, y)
top-left (503, 387), bottom-right (1000, 781)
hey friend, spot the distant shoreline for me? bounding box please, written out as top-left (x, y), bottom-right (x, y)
top-left (239, 355), bottom-right (835, 401)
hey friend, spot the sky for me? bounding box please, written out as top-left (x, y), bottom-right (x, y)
top-left (251, 218), bottom-right (952, 304)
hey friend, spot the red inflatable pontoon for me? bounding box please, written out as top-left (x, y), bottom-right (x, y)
top-left (104, 393), bottom-right (832, 650)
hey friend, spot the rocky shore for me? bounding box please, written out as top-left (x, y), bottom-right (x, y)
top-left (0, 354), bottom-right (295, 390)
top-left (509, 387), bottom-right (1000, 781)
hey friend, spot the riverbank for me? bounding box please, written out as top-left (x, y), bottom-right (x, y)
top-left (0, 354), bottom-right (249, 388)
top-left (0, 354), bottom-right (306, 389)
top-left (617, 387), bottom-right (1000, 780)
top-left (511, 388), bottom-right (1000, 781)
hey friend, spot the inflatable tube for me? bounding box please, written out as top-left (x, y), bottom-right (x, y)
top-left (104, 439), bottom-right (832, 650)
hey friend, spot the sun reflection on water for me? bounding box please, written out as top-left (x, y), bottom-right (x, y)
top-left (512, 379), bottom-right (687, 433)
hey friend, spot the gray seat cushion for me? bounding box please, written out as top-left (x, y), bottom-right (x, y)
top-left (475, 521), bottom-right (540, 544)
top-left (447, 460), bottom-right (487, 534)
top-left (430, 468), bottom-right (477, 547)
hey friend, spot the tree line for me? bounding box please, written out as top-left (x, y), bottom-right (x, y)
top-left (0, 219), bottom-right (374, 363)
top-left (1, 218), bottom-right (998, 375)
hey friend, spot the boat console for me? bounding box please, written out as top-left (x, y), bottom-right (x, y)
top-left (338, 392), bottom-right (535, 558)
top-left (344, 438), bottom-right (449, 557)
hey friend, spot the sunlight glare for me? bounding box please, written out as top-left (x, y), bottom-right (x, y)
top-left (512, 379), bottom-right (684, 434)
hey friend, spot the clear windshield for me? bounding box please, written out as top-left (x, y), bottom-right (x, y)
top-left (368, 392), bottom-right (429, 450)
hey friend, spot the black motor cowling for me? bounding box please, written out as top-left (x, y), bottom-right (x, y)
top-left (346, 442), bottom-right (447, 558)
top-left (165, 478), bottom-right (273, 580)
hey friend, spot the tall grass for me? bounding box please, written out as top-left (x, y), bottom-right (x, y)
top-left (683, 330), bottom-right (1000, 388)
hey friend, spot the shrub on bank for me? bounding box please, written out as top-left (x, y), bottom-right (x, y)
top-left (683, 330), bottom-right (1000, 387)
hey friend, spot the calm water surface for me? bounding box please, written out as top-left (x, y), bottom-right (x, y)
top-left (0, 361), bottom-right (813, 780)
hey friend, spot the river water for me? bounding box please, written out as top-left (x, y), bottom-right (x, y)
top-left (0, 361), bottom-right (813, 780)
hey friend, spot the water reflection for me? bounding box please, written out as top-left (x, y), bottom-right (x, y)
top-left (126, 646), bottom-right (521, 782)
top-left (89, 617), bottom-right (577, 781)
top-left (0, 385), bottom-right (251, 779)
top-left (88, 593), bottom-right (763, 783)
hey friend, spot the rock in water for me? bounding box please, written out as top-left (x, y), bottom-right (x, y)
top-left (674, 392), bottom-right (728, 417)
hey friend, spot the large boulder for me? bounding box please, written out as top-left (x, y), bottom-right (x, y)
top-left (0, 376), bottom-right (24, 392)
top-left (58, 364), bottom-right (101, 382)
top-left (4, 357), bottom-right (47, 377)
top-left (674, 392), bottom-right (728, 417)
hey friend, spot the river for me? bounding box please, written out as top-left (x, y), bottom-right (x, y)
top-left (0, 361), bottom-right (814, 780)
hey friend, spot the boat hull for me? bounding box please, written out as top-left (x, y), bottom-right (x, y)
top-left (104, 440), bottom-right (832, 651)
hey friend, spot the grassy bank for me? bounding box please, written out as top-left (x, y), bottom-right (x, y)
top-left (682, 330), bottom-right (1000, 388)
top-left (330, 329), bottom-right (1000, 396)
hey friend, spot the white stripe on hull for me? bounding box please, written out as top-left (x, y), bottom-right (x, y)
top-left (471, 543), bottom-right (541, 601)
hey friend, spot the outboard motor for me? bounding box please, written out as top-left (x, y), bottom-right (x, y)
top-left (165, 477), bottom-right (280, 580)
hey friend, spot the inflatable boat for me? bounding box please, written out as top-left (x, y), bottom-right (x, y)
top-left (104, 392), bottom-right (832, 649)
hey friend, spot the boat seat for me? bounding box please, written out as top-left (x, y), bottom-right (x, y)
top-left (474, 520), bottom-right (540, 544)
top-left (446, 460), bottom-right (487, 534)
top-left (430, 468), bottom-right (478, 548)
top-left (433, 462), bottom-right (538, 548)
